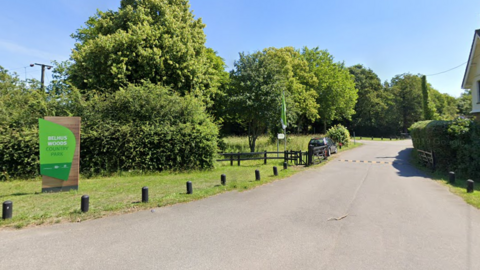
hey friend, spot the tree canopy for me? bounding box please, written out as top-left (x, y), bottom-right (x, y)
top-left (301, 47), bottom-right (357, 132)
top-left (69, 0), bottom-right (219, 100)
top-left (227, 47), bottom-right (318, 152)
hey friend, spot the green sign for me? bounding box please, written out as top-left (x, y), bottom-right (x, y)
top-left (39, 119), bottom-right (76, 181)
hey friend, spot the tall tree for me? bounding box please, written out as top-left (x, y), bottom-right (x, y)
top-left (388, 73), bottom-right (423, 133)
top-left (429, 89), bottom-right (457, 120)
top-left (421, 75), bottom-right (435, 120)
top-left (228, 47), bottom-right (318, 152)
top-left (301, 47), bottom-right (357, 133)
top-left (348, 65), bottom-right (385, 132)
top-left (69, 0), bottom-right (218, 100)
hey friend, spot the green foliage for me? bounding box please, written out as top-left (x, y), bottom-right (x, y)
top-left (348, 64), bottom-right (394, 136)
top-left (457, 89), bottom-right (472, 116)
top-left (409, 119), bottom-right (480, 180)
top-left (69, 0), bottom-right (218, 101)
top-left (0, 78), bottom-right (219, 179)
top-left (0, 127), bottom-right (39, 180)
top-left (421, 75), bottom-right (435, 120)
top-left (326, 124), bottom-right (350, 146)
top-left (227, 47), bottom-right (318, 152)
top-left (301, 47), bottom-right (357, 132)
top-left (80, 83), bottom-right (219, 175)
top-left (429, 89), bottom-right (457, 120)
top-left (389, 73), bottom-right (424, 133)
top-left (0, 67), bottom-right (81, 178)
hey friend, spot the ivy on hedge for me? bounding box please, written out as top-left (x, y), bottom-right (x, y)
top-left (409, 119), bottom-right (480, 180)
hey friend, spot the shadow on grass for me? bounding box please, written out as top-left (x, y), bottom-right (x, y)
top-left (0, 192), bottom-right (38, 199)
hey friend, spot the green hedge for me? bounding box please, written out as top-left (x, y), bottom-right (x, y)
top-left (409, 119), bottom-right (480, 180)
top-left (0, 127), bottom-right (39, 180)
top-left (80, 121), bottom-right (218, 176)
top-left (0, 83), bottom-right (219, 179)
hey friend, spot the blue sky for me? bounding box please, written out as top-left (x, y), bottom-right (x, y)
top-left (1, 0), bottom-right (479, 97)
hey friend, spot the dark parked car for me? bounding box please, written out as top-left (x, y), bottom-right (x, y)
top-left (308, 137), bottom-right (338, 156)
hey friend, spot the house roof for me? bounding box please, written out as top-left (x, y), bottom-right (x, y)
top-left (462, 29), bottom-right (480, 89)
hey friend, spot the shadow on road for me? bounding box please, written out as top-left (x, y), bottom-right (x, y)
top-left (392, 147), bottom-right (427, 178)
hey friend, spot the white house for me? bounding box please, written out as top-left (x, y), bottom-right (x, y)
top-left (462, 29), bottom-right (480, 120)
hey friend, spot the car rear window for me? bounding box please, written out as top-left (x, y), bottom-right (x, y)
top-left (309, 139), bottom-right (325, 146)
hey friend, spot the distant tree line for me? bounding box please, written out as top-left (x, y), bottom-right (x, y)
top-left (345, 66), bottom-right (470, 137)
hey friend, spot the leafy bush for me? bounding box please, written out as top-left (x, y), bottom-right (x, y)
top-left (0, 82), bottom-right (219, 179)
top-left (409, 119), bottom-right (480, 180)
top-left (0, 127), bottom-right (39, 180)
top-left (326, 124), bottom-right (350, 146)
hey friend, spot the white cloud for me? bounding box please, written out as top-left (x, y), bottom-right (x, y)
top-left (0, 39), bottom-right (67, 62)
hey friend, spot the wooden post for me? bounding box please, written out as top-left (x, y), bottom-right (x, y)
top-left (308, 145), bottom-right (313, 166)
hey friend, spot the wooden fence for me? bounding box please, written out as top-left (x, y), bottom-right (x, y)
top-left (417, 149), bottom-right (435, 170)
top-left (217, 146), bottom-right (328, 167)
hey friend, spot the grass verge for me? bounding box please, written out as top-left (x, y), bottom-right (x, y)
top-left (0, 140), bottom-right (361, 230)
top-left (410, 150), bottom-right (480, 209)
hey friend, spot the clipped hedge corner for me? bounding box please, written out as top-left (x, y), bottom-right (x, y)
top-left (409, 119), bottom-right (480, 180)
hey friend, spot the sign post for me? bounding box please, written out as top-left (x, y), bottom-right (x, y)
top-left (277, 133), bottom-right (285, 157)
top-left (39, 117), bottom-right (80, 192)
top-left (281, 91), bottom-right (288, 152)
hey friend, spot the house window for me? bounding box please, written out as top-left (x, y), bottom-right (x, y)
top-left (478, 81), bottom-right (480, 103)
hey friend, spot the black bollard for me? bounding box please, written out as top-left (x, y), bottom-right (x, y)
top-left (2, 201), bottom-right (12, 220)
top-left (142, 186), bottom-right (149, 203)
top-left (273, 166), bottom-right (278, 176)
top-left (255, 170), bottom-right (260, 181)
top-left (81, 195), bottom-right (89, 213)
top-left (186, 181), bottom-right (193, 194)
top-left (308, 145), bottom-right (314, 166)
top-left (283, 162), bottom-right (288, 170)
top-left (449, 172), bottom-right (455, 184)
top-left (221, 174), bottom-right (226, 186)
top-left (467, 180), bottom-right (474, 193)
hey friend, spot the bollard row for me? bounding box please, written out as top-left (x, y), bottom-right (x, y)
top-left (3, 168), bottom-right (287, 219)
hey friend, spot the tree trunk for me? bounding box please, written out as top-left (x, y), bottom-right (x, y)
top-left (323, 120), bottom-right (327, 134)
top-left (248, 122), bottom-right (257, 152)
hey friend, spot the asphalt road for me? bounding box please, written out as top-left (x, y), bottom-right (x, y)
top-left (1, 140), bottom-right (479, 270)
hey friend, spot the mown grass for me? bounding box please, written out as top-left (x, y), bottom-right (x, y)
top-left (0, 135), bottom-right (361, 229)
top-left (410, 151), bottom-right (480, 209)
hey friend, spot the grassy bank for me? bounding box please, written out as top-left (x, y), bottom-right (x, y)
top-left (0, 136), bottom-right (361, 229)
